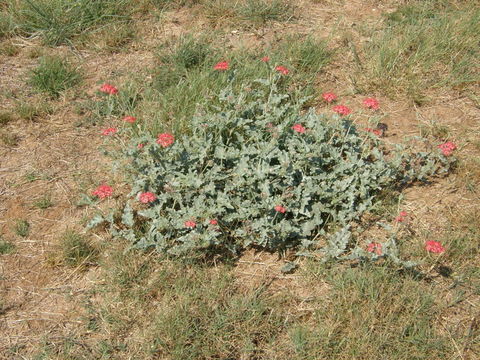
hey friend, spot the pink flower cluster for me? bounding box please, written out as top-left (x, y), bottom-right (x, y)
top-left (275, 66), bottom-right (289, 75)
top-left (425, 240), bottom-right (445, 254)
top-left (214, 61), bottom-right (229, 71)
top-left (438, 141), bottom-right (457, 156)
top-left (332, 105), bottom-right (352, 116)
top-left (139, 192), bottom-right (157, 203)
top-left (367, 242), bottom-right (382, 255)
top-left (363, 97), bottom-right (380, 110)
top-left (395, 211), bottom-right (409, 222)
top-left (102, 127), bottom-right (117, 136)
top-left (123, 116), bottom-right (136, 123)
top-left (274, 205), bottom-right (286, 213)
top-left (156, 133), bottom-right (175, 148)
top-left (99, 83), bottom-right (118, 95)
top-left (364, 128), bottom-right (382, 137)
top-left (292, 124), bottom-right (306, 134)
top-left (92, 184), bottom-right (113, 199)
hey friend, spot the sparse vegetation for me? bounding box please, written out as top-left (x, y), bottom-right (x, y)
top-left (60, 230), bottom-right (98, 267)
top-left (29, 56), bottom-right (81, 98)
top-left (14, 219), bottom-right (30, 237)
top-left (33, 194), bottom-right (53, 209)
top-left (0, 236), bottom-right (15, 254)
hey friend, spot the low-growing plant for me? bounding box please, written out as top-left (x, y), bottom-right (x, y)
top-left (15, 100), bottom-right (53, 121)
top-left (0, 111), bottom-right (14, 126)
top-left (0, 131), bottom-right (19, 146)
top-left (12, 0), bottom-right (131, 45)
top-left (14, 219), bottom-right (30, 237)
top-left (60, 230), bottom-right (98, 267)
top-left (89, 74), bottom-right (454, 263)
top-left (0, 236), bottom-right (15, 254)
top-left (34, 194), bottom-right (53, 209)
top-left (29, 56), bottom-right (81, 98)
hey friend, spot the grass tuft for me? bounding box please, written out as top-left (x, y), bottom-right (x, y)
top-left (355, 1), bottom-right (480, 100)
top-left (29, 56), bottom-right (81, 98)
top-left (0, 236), bottom-right (15, 255)
top-left (33, 194), bottom-right (53, 209)
top-left (14, 219), bottom-right (30, 237)
top-left (13, 0), bottom-right (132, 45)
top-left (60, 230), bottom-right (98, 267)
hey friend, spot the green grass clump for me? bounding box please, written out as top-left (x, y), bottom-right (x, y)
top-left (0, 11), bottom-right (15, 39)
top-left (60, 230), bottom-right (98, 267)
top-left (277, 35), bottom-right (332, 74)
top-left (0, 111), bottom-right (14, 126)
top-left (293, 264), bottom-right (454, 359)
top-left (29, 56), bottom-right (81, 98)
top-left (237, 0), bottom-right (294, 26)
top-left (12, 0), bottom-right (132, 45)
top-left (14, 219), bottom-right (30, 237)
top-left (202, 0), bottom-right (294, 27)
top-left (0, 236), bottom-right (15, 254)
top-left (356, 1), bottom-right (480, 101)
top-left (33, 194), bottom-right (53, 209)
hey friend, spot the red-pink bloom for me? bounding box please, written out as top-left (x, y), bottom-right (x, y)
top-left (364, 128), bottom-right (382, 136)
top-left (275, 65), bottom-right (289, 75)
top-left (156, 133), bottom-right (175, 148)
top-left (425, 240), bottom-right (445, 254)
top-left (185, 220), bottom-right (196, 228)
top-left (99, 83), bottom-right (118, 95)
top-left (367, 242), bottom-right (382, 256)
top-left (332, 105), bottom-right (352, 116)
top-left (274, 205), bottom-right (286, 213)
top-left (102, 127), bottom-right (117, 136)
top-left (139, 192), bottom-right (157, 203)
top-left (261, 56), bottom-right (270, 62)
top-left (322, 92), bottom-right (337, 103)
top-left (363, 97), bottom-right (380, 110)
top-left (214, 61), bottom-right (229, 71)
top-left (395, 211), bottom-right (409, 222)
top-left (209, 219), bottom-right (218, 225)
top-left (92, 184), bottom-right (113, 199)
top-left (292, 124), bottom-right (306, 134)
top-left (438, 141), bottom-right (457, 156)
top-left (123, 116), bottom-right (136, 123)
top-left (137, 143), bottom-right (144, 149)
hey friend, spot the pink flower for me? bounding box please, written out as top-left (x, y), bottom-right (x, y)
top-left (99, 83), bottom-right (118, 95)
top-left (425, 240), bottom-right (445, 254)
top-left (363, 97), bottom-right (380, 110)
top-left (292, 124), bottom-right (306, 134)
top-left (275, 65), bottom-right (289, 75)
top-left (185, 220), bottom-right (196, 228)
top-left (92, 184), bottom-right (113, 199)
top-left (332, 105), bottom-right (352, 116)
top-left (261, 56), bottom-right (270, 62)
top-left (274, 205), bottom-right (286, 213)
top-left (395, 211), bottom-right (409, 222)
top-left (139, 192), bottom-right (157, 203)
top-left (438, 141), bottom-right (457, 156)
top-left (123, 116), bottom-right (136, 123)
top-left (156, 133), bottom-right (175, 148)
top-left (367, 242), bottom-right (382, 255)
top-left (209, 219), bottom-right (218, 225)
top-left (322, 92), bottom-right (337, 103)
top-left (102, 127), bottom-right (117, 136)
top-left (214, 61), bottom-right (229, 71)
top-left (137, 143), bottom-right (144, 149)
top-left (364, 128), bottom-right (382, 136)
